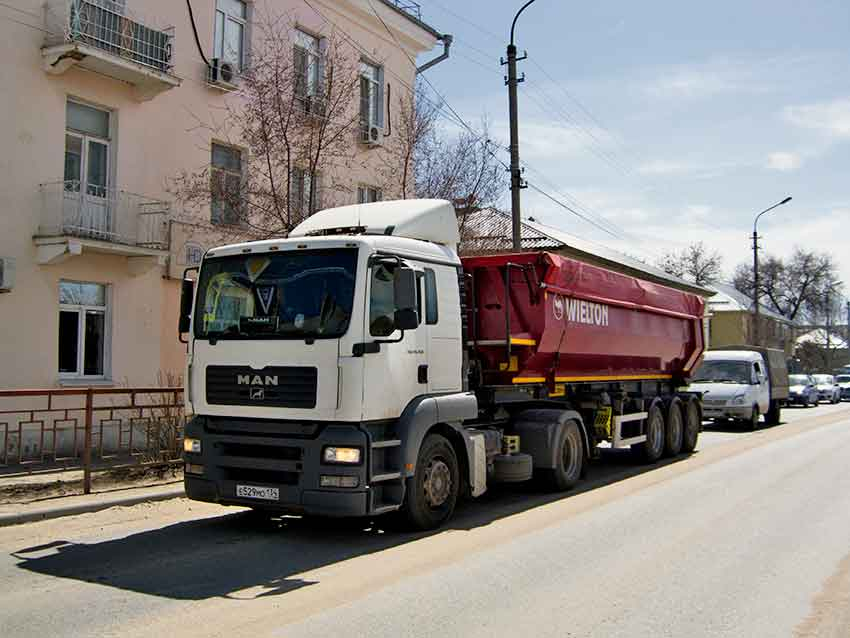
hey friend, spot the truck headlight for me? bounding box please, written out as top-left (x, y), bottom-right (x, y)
top-left (323, 446), bottom-right (361, 464)
top-left (183, 438), bottom-right (202, 454)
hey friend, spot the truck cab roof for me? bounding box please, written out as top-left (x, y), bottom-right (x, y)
top-left (703, 350), bottom-right (764, 363)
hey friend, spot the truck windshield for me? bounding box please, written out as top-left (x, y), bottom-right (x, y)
top-left (691, 360), bottom-right (751, 384)
top-left (789, 375), bottom-right (810, 385)
top-left (194, 248), bottom-right (357, 340)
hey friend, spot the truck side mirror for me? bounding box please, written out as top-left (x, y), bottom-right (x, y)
top-left (393, 266), bottom-right (419, 330)
top-left (179, 278), bottom-right (194, 337)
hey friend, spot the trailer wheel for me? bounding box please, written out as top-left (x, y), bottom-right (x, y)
top-left (681, 397), bottom-right (701, 453)
top-left (540, 419), bottom-right (584, 491)
top-left (634, 400), bottom-right (664, 463)
top-left (663, 398), bottom-right (684, 457)
top-left (399, 434), bottom-right (460, 531)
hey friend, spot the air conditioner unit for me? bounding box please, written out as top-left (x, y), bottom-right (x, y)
top-left (207, 58), bottom-right (238, 89)
top-left (0, 257), bottom-right (15, 293)
top-left (360, 124), bottom-right (383, 147)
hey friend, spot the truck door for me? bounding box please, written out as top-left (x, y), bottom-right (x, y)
top-left (361, 259), bottom-right (428, 421)
top-left (753, 361), bottom-right (770, 412)
top-left (422, 265), bottom-right (463, 393)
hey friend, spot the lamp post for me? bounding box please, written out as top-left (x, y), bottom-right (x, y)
top-left (752, 196), bottom-right (792, 346)
top-left (504, 0), bottom-right (539, 250)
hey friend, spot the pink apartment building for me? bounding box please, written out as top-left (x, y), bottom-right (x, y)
top-left (0, 0), bottom-right (444, 388)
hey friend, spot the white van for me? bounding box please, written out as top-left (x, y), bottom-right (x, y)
top-left (689, 348), bottom-right (788, 429)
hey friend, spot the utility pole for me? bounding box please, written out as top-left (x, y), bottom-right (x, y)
top-left (504, 0), bottom-right (538, 251)
top-left (752, 229), bottom-right (760, 346)
top-left (751, 197), bottom-right (792, 346)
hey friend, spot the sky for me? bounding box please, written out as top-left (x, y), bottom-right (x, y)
top-left (417, 0), bottom-right (850, 296)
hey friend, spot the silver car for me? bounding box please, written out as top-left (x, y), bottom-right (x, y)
top-left (812, 374), bottom-right (841, 404)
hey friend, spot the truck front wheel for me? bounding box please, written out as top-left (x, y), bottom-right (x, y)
top-left (400, 434), bottom-right (460, 531)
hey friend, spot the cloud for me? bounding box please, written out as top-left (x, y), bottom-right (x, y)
top-left (783, 98), bottom-right (850, 138)
top-left (766, 151), bottom-right (802, 172)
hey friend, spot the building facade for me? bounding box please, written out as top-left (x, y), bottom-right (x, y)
top-left (705, 283), bottom-right (793, 354)
top-left (0, 0), bottom-right (442, 388)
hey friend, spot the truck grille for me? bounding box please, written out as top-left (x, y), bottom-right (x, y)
top-left (206, 366), bottom-right (318, 408)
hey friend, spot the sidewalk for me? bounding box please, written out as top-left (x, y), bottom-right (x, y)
top-left (0, 481), bottom-right (185, 527)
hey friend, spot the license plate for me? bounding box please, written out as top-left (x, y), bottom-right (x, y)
top-left (236, 484), bottom-right (279, 501)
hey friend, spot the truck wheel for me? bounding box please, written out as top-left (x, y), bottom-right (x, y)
top-left (747, 406), bottom-right (760, 431)
top-left (634, 400), bottom-right (664, 463)
top-left (765, 400), bottom-right (781, 426)
top-left (400, 434), bottom-right (460, 531)
top-left (663, 398), bottom-right (684, 457)
top-left (681, 396), bottom-right (701, 453)
top-left (540, 420), bottom-right (584, 491)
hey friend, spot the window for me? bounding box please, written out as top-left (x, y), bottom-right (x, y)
top-left (214, 0), bottom-right (247, 69)
top-left (369, 263), bottom-right (396, 337)
top-left (290, 167), bottom-right (321, 219)
top-left (357, 186), bottom-right (382, 204)
top-left (59, 281), bottom-right (108, 378)
top-left (424, 268), bottom-right (438, 324)
top-left (210, 142), bottom-right (242, 225)
top-left (359, 61), bottom-right (383, 138)
top-left (293, 29), bottom-right (322, 110)
top-left (65, 101), bottom-right (110, 200)
top-left (184, 242), bottom-right (204, 266)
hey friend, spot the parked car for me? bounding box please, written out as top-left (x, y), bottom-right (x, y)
top-left (812, 374), bottom-right (841, 404)
top-left (836, 374), bottom-right (850, 401)
top-left (788, 374), bottom-right (819, 407)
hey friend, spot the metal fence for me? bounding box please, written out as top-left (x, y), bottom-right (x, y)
top-left (45, 0), bottom-right (175, 74)
top-left (39, 180), bottom-right (170, 250)
top-left (0, 387), bottom-right (185, 493)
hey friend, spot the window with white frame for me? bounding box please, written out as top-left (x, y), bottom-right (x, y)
top-left (64, 100), bottom-right (110, 200)
top-left (291, 167), bottom-right (321, 218)
top-left (357, 185), bottom-right (382, 204)
top-left (59, 281), bottom-right (109, 378)
top-left (359, 60), bottom-right (383, 138)
top-left (210, 142), bottom-right (243, 225)
top-left (214, 0), bottom-right (247, 69)
top-left (293, 29), bottom-right (322, 110)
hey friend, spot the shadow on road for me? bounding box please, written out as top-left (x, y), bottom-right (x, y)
top-left (11, 449), bottom-right (692, 601)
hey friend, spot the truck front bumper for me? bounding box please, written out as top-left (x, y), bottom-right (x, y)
top-left (703, 405), bottom-right (752, 419)
top-left (182, 415), bottom-right (374, 517)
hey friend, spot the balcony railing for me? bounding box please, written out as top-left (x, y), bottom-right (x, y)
top-left (45, 0), bottom-right (175, 74)
top-left (39, 181), bottom-right (169, 251)
top-left (382, 0), bottom-right (423, 21)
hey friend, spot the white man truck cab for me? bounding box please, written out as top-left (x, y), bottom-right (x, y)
top-left (181, 200), bottom-right (477, 529)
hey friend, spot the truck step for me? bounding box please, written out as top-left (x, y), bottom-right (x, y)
top-left (371, 439), bottom-right (402, 449)
top-left (372, 503), bottom-right (401, 515)
top-left (371, 472), bottom-right (402, 483)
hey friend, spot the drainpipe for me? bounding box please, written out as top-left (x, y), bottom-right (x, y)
top-left (416, 34), bottom-right (452, 74)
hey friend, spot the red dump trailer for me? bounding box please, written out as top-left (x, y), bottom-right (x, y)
top-left (459, 251), bottom-right (707, 477)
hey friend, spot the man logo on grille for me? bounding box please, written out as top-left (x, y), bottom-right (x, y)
top-left (250, 387), bottom-right (265, 400)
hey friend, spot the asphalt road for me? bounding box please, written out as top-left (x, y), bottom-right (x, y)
top-left (2, 403), bottom-right (849, 638)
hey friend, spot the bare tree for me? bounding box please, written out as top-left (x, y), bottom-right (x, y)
top-left (733, 248), bottom-right (842, 322)
top-left (657, 242), bottom-right (722, 286)
top-left (171, 12), bottom-right (361, 241)
top-left (379, 83), bottom-right (506, 236)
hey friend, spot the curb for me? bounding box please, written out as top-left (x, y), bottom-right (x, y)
top-left (0, 486), bottom-right (185, 528)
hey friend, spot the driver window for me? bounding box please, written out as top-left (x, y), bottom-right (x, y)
top-left (752, 363), bottom-right (762, 384)
top-left (369, 264), bottom-right (396, 336)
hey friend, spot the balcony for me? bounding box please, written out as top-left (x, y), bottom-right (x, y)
top-left (35, 180), bottom-right (170, 273)
top-left (42, 0), bottom-right (180, 101)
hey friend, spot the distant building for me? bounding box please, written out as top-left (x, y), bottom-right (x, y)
top-left (705, 282), bottom-right (793, 354)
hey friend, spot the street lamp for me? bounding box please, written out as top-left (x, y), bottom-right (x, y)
top-left (752, 196), bottom-right (792, 345)
top-left (504, 0), bottom-right (540, 250)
